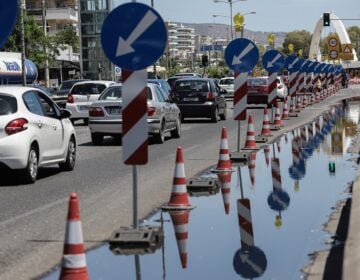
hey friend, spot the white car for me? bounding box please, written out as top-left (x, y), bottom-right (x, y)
top-left (0, 86), bottom-right (76, 183)
top-left (218, 77), bottom-right (234, 98)
top-left (277, 76), bottom-right (288, 100)
top-left (88, 83), bottom-right (181, 145)
top-left (65, 80), bottom-right (115, 125)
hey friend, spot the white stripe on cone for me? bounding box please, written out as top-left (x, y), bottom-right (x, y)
top-left (62, 254), bottom-right (87, 269)
top-left (65, 221), bottom-right (84, 244)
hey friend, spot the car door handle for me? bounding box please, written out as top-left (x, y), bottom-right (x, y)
top-left (37, 121), bottom-right (43, 128)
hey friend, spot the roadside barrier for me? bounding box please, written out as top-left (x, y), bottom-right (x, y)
top-left (162, 147), bottom-right (194, 211)
top-left (59, 193), bottom-right (89, 280)
top-left (260, 108), bottom-right (271, 137)
top-left (274, 103), bottom-right (283, 127)
top-left (237, 199), bottom-right (254, 247)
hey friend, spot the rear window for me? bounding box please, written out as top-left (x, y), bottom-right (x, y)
top-left (248, 78), bottom-right (268, 86)
top-left (0, 95), bottom-right (17, 115)
top-left (174, 80), bottom-right (209, 93)
top-left (219, 78), bottom-right (234, 85)
top-left (71, 84), bottom-right (106, 95)
top-left (99, 86), bottom-right (122, 100)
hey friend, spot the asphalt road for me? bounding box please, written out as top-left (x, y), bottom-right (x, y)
top-left (0, 87), bottom-right (358, 280)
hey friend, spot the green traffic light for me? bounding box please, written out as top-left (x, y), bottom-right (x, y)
top-left (329, 162), bottom-right (336, 173)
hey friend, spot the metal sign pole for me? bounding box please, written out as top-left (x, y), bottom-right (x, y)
top-left (237, 120), bottom-right (241, 152)
top-left (238, 165), bottom-right (244, 199)
top-left (133, 165), bottom-right (138, 229)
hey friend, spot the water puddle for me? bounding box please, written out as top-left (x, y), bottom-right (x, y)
top-left (43, 101), bottom-right (360, 280)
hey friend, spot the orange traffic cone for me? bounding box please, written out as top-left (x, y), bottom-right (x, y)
top-left (260, 108), bottom-right (271, 137)
top-left (264, 145), bottom-right (270, 166)
top-left (162, 147), bottom-right (194, 210)
top-left (217, 172), bottom-right (232, 215)
top-left (243, 115), bottom-right (257, 149)
top-left (274, 103), bottom-right (283, 127)
top-left (248, 152), bottom-right (256, 186)
top-left (276, 138), bottom-right (281, 153)
top-left (214, 127), bottom-right (233, 172)
top-left (169, 210), bottom-right (191, 269)
top-left (60, 193), bottom-right (89, 280)
top-left (282, 97), bottom-right (289, 120)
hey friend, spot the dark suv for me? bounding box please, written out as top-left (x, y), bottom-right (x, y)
top-left (171, 78), bottom-right (227, 122)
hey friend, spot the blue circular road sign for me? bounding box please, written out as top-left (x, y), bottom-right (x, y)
top-left (0, 1), bottom-right (18, 49)
top-left (285, 55), bottom-right (301, 72)
top-left (233, 246), bottom-right (267, 278)
top-left (224, 38), bottom-right (259, 72)
top-left (101, 3), bottom-right (167, 71)
top-left (262, 50), bottom-right (285, 72)
top-left (306, 61), bottom-right (316, 73)
top-left (267, 189), bottom-right (291, 211)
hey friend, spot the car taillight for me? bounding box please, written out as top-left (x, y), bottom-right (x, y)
top-left (207, 92), bottom-right (215, 100)
top-left (67, 94), bottom-right (74, 103)
top-left (89, 107), bottom-right (104, 117)
top-left (5, 118), bottom-right (28, 135)
top-left (147, 106), bottom-right (156, 116)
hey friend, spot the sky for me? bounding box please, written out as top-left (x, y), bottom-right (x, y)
top-left (113, 0), bottom-right (360, 33)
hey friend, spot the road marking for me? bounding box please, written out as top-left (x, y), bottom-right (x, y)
top-left (116, 10), bottom-right (158, 56)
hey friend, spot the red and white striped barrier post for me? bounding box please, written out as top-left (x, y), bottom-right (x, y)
top-left (267, 72), bottom-right (278, 123)
top-left (271, 158), bottom-right (281, 192)
top-left (237, 198), bottom-right (254, 248)
top-left (234, 71), bottom-right (248, 152)
top-left (288, 71), bottom-right (298, 116)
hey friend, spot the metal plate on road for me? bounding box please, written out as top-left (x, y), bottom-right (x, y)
top-left (101, 3), bottom-right (167, 70)
top-left (0, 1), bottom-right (18, 49)
top-left (262, 50), bottom-right (284, 72)
top-left (224, 38), bottom-right (259, 72)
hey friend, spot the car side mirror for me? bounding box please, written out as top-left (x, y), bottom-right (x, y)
top-left (60, 109), bottom-right (72, 119)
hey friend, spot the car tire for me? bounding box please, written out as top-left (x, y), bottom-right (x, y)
top-left (59, 136), bottom-right (76, 171)
top-left (211, 108), bottom-right (219, 123)
top-left (220, 106), bottom-right (227, 120)
top-left (154, 121), bottom-right (165, 144)
top-left (170, 117), bottom-right (181, 138)
top-left (91, 133), bottom-right (104, 145)
top-left (23, 145), bottom-right (38, 184)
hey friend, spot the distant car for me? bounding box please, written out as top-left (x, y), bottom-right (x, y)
top-left (65, 80), bottom-right (115, 125)
top-left (88, 83), bottom-right (181, 145)
top-left (30, 84), bottom-right (67, 108)
top-left (148, 79), bottom-right (171, 95)
top-left (247, 76), bottom-right (270, 104)
top-left (56, 79), bottom-right (90, 96)
top-left (276, 76), bottom-right (288, 100)
top-left (0, 86), bottom-right (76, 183)
top-left (218, 77), bottom-right (234, 99)
top-left (171, 78), bottom-right (227, 122)
top-left (174, 73), bottom-right (202, 78)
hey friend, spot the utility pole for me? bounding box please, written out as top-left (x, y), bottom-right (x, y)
top-left (20, 0), bottom-right (26, 85)
top-left (151, 0), bottom-right (157, 78)
top-left (42, 0), bottom-right (50, 87)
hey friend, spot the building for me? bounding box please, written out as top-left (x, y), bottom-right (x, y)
top-left (26, 0), bottom-right (81, 85)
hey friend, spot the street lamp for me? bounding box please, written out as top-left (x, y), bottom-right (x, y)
top-left (213, 0), bottom-right (247, 40)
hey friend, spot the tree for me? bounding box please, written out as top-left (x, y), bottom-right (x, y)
top-left (55, 25), bottom-right (79, 53)
top-left (347, 26), bottom-right (360, 56)
top-left (282, 30), bottom-right (312, 57)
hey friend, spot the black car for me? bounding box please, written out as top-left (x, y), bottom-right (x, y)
top-left (56, 79), bottom-right (90, 96)
top-left (171, 78), bottom-right (227, 122)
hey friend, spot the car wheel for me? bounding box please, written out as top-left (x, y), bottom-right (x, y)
top-left (220, 106), bottom-right (227, 120)
top-left (23, 145), bottom-right (38, 184)
top-left (170, 117), bottom-right (181, 138)
top-left (211, 108), bottom-right (219, 123)
top-left (59, 136), bottom-right (76, 171)
top-left (91, 133), bottom-right (104, 145)
top-left (83, 118), bottom-right (89, 126)
top-left (154, 121), bottom-right (165, 144)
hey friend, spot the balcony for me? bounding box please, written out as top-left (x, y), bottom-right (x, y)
top-left (46, 8), bottom-right (78, 22)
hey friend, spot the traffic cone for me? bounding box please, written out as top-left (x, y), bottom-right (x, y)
top-left (289, 97), bottom-right (296, 114)
top-left (260, 108), bottom-right (271, 137)
top-left (276, 138), bottom-right (281, 153)
top-left (295, 96), bottom-right (302, 112)
top-left (302, 94), bottom-right (308, 107)
top-left (60, 193), bottom-right (89, 280)
top-left (282, 97), bottom-right (289, 120)
top-left (162, 147), bottom-right (194, 210)
top-left (243, 115), bottom-right (257, 149)
top-left (169, 210), bottom-right (190, 269)
top-left (310, 93), bottom-right (316, 104)
top-left (264, 145), bottom-right (270, 166)
top-left (248, 152), bottom-right (256, 186)
top-left (214, 127), bottom-right (233, 172)
top-left (217, 172), bottom-right (232, 215)
top-left (274, 103), bottom-right (283, 127)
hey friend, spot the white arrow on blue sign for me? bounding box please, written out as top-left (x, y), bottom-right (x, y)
top-left (101, 3), bottom-right (167, 71)
top-left (224, 38), bottom-right (259, 72)
top-left (233, 246), bottom-right (267, 278)
top-left (285, 55), bottom-right (301, 72)
top-left (0, 1), bottom-right (18, 49)
top-left (262, 50), bottom-right (285, 72)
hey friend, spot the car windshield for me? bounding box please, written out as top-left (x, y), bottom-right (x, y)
top-left (219, 79), bottom-right (234, 85)
top-left (0, 94), bottom-right (17, 115)
top-left (174, 80), bottom-right (209, 92)
top-left (99, 86), bottom-right (122, 100)
top-left (59, 80), bottom-right (76, 90)
top-left (248, 78), bottom-right (268, 86)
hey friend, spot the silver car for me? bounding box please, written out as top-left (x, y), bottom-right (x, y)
top-left (88, 83), bottom-right (181, 145)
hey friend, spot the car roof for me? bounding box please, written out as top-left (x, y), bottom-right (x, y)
top-left (220, 77), bottom-right (234, 80)
top-left (0, 85), bottom-right (47, 96)
top-left (71, 80), bottom-right (114, 86)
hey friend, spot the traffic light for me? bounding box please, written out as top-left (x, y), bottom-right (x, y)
top-left (323, 13), bottom-right (330, 26)
top-left (201, 54), bottom-right (208, 67)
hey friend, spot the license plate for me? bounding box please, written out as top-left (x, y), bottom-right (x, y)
top-left (79, 105), bottom-right (89, 111)
top-left (183, 97), bottom-right (199, 101)
top-left (106, 107), bottom-right (121, 114)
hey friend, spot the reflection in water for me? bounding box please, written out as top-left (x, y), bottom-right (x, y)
top-left (217, 172), bottom-right (233, 215)
top-left (248, 152), bottom-right (256, 186)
